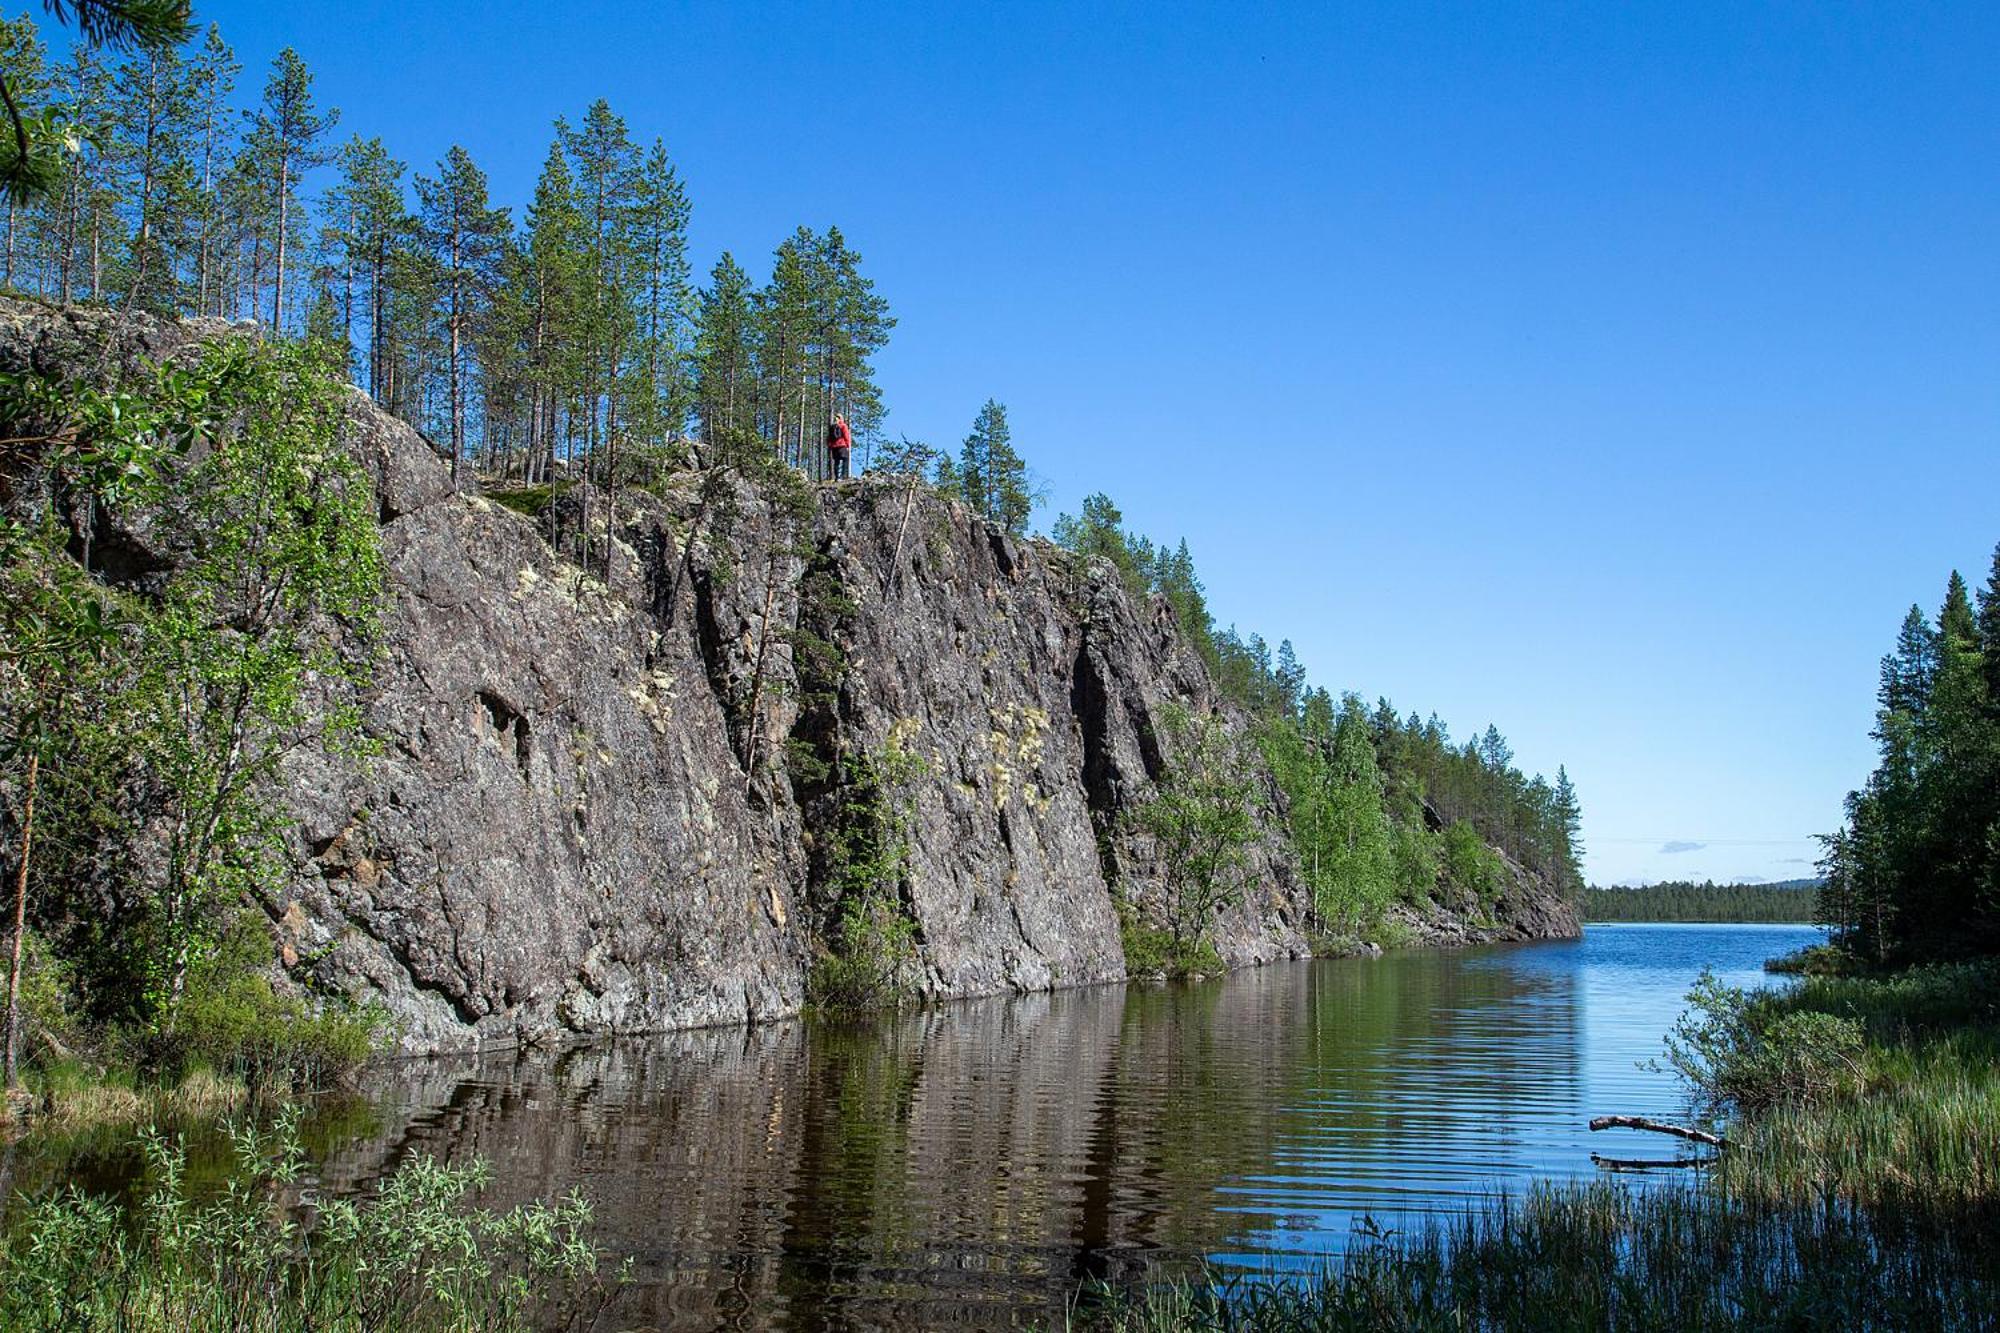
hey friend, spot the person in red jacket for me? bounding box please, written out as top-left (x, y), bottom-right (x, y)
top-left (826, 413), bottom-right (853, 479)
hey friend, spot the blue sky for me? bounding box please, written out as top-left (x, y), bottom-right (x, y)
top-left (152, 1), bottom-right (2000, 884)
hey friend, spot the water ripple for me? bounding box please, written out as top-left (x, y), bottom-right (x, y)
top-left (309, 922), bottom-right (1816, 1331)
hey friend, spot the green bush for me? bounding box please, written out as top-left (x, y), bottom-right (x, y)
top-left (809, 896), bottom-right (918, 1010)
top-left (806, 735), bottom-right (927, 1011)
top-left (1442, 819), bottom-right (1503, 902)
top-left (1786, 960), bottom-right (2000, 1039)
top-left (484, 481), bottom-right (568, 518)
top-left (7, 929), bottom-right (80, 1063)
top-left (1764, 943), bottom-right (1851, 976)
top-left (1119, 903), bottom-right (1222, 979)
top-left (0, 1108), bottom-right (626, 1332)
top-left (137, 915), bottom-right (384, 1092)
top-left (1661, 970), bottom-right (1864, 1113)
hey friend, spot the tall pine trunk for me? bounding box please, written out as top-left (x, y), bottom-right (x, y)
top-left (3, 750), bottom-right (38, 1090)
top-left (448, 225), bottom-right (463, 489)
top-left (273, 143), bottom-right (289, 329)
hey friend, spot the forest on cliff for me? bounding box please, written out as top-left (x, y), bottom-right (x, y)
top-left (1, 1), bottom-right (1580, 1095)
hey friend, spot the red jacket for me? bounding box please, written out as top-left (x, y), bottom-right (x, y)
top-left (828, 420), bottom-right (853, 452)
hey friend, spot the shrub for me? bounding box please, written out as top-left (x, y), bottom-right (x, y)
top-left (809, 896), bottom-right (919, 1010)
top-left (1128, 702), bottom-right (1257, 960)
top-left (807, 733), bottom-right (927, 1011)
top-left (484, 482), bottom-right (568, 518)
top-left (1660, 970), bottom-right (1864, 1113)
top-left (1119, 900), bottom-right (1222, 979)
top-left (137, 914), bottom-right (384, 1092)
top-left (0, 1108), bottom-right (625, 1332)
top-left (1764, 943), bottom-right (1851, 976)
top-left (1442, 819), bottom-right (1503, 902)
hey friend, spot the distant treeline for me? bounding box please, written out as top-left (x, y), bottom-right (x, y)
top-left (1585, 879), bottom-right (1820, 923)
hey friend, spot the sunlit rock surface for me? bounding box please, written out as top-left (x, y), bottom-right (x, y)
top-left (0, 297), bottom-right (1579, 1053)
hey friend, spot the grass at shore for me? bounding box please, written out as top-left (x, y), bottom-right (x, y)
top-left (0, 1108), bottom-right (624, 1333)
top-left (1073, 956), bottom-right (2000, 1331)
top-left (2, 1063), bottom-right (249, 1139)
top-left (1069, 1183), bottom-right (1997, 1332)
top-left (1715, 960), bottom-right (2000, 1209)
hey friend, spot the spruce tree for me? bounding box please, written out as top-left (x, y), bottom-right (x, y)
top-left (814, 225), bottom-right (893, 454)
top-left (756, 232), bottom-right (815, 471)
top-left (1978, 542), bottom-right (2000, 705)
top-left (959, 398), bottom-right (1030, 532)
top-left (1880, 605), bottom-right (1937, 718)
top-left (1554, 766), bottom-right (1583, 890)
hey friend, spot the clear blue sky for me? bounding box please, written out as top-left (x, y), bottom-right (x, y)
top-left (179, 1), bottom-right (1998, 885)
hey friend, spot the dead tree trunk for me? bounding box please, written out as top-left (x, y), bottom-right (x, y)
top-left (1588, 1116), bottom-right (1728, 1150)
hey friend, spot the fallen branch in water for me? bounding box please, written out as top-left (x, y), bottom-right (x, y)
top-left (1589, 1115), bottom-right (1728, 1150)
top-left (1591, 1153), bottom-right (1714, 1172)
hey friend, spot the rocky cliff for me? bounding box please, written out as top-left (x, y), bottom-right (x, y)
top-left (0, 299), bottom-right (1579, 1054)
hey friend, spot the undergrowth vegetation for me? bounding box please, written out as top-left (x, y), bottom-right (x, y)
top-left (1076, 958), bottom-right (2000, 1330)
top-left (2, 333), bottom-right (387, 1108)
top-left (1068, 1181), bottom-right (1999, 1332)
top-left (0, 1109), bottom-right (626, 1332)
top-left (806, 729), bottom-right (928, 1010)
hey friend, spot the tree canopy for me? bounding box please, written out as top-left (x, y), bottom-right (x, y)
top-left (1819, 543), bottom-right (2000, 964)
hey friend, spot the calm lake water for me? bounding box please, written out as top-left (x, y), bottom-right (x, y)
top-left (297, 922), bottom-right (1815, 1330)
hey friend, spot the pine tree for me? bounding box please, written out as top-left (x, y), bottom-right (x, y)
top-left (561, 101), bottom-right (638, 449)
top-left (328, 136), bottom-right (409, 402)
top-left (0, 15), bottom-right (49, 287)
top-left (415, 145), bottom-right (509, 486)
top-left (629, 137), bottom-right (691, 449)
top-left (560, 101), bottom-right (642, 569)
top-left (109, 39), bottom-right (197, 311)
top-left (0, 0), bottom-right (189, 207)
top-left (248, 47), bottom-right (336, 330)
top-left (693, 251), bottom-right (754, 449)
top-left (518, 140), bottom-right (588, 485)
top-left (216, 132), bottom-right (267, 317)
top-left (184, 25), bottom-right (237, 316)
top-left (42, 44), bottom-right (116, 303)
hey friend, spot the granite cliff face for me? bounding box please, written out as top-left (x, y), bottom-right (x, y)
top-left (0, 299), bottom-right (1578, 1054)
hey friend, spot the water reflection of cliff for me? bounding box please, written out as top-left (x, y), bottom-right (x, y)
top-left (322, 948), bottom-right (1583, 1330)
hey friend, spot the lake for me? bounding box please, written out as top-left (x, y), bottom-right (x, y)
top-left (301, 922), bottom-right (1816, 1330)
